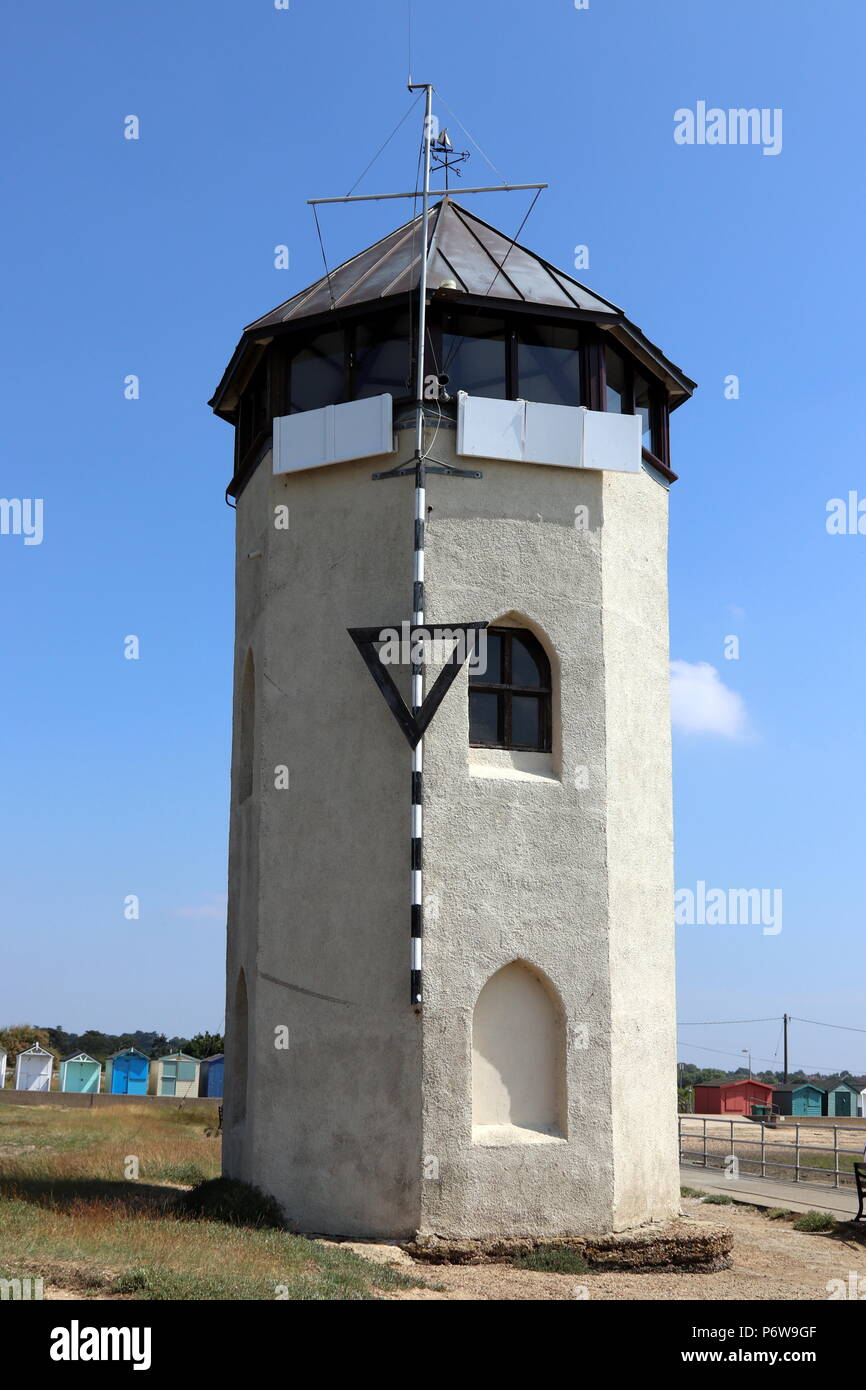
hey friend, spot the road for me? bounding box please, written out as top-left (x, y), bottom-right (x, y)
top-left (680, 1164), bottom-right (861, 1219)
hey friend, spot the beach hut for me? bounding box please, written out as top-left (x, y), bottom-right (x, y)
top-left (772, 1083), bottom-right (825, 1118)
top-left (826, 1080), bottom-right (861, 1118)
top-left (154, 1052), bottom-right (200, 1098)
top-left (693, 1080), bottom-right (774, 1116)
top-left (199, 1054), bottom-right (224, 1098)
top-left (105, 1047), bottom-right (150, 1096)
top-left (14, 1044), bottom-right (54, 1092)
top-left (59, 1052), bottom-right (102, 1094)
top-left (0, 1049), bottom-right (7, 1088)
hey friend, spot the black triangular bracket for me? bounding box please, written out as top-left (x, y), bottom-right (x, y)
top-left (348, 622), bottom-right (488, 749)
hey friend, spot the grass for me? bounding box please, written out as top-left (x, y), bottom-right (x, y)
top-left (0, 1104), bottom-right (423, 1300)
top-left (510, 1246), bottom-right (589, 1274)
top-left (792, 1210), bottom-right (836, 1233)
top-left (701, 1193), bottom-right (734, 1205)
top-left (680, 1186), bottom-right (703, 1198)
top-left (765, 1208), bottom-right (793, 1220)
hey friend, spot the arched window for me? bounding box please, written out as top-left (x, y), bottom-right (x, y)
top-left (472, 961), bottom-right (564, 1139)
top-left (468, 627), bottom-right (551, 751)
top-left (238, 651), bottom-right (255, 804)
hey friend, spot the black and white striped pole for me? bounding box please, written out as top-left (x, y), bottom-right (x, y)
top-left (332, 92), bottom-right (544, 1005)
top-left (408, 82), bottom-right (434, 1007)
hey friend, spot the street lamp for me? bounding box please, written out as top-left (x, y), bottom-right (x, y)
top-left (742, 1049), bottom-right (752, 1079)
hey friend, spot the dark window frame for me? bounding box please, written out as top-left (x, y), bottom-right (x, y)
top-left (601, 343), bottom-right (670, 469)
top-left (469, 627), bottom-right (552, 753)
top-left (232, 308), bottom-right (672, 483)
top-left (431, 308), bottom-right (589, 410)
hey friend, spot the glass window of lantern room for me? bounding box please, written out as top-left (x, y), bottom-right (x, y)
top-left (237, 359), bottom-right (269, 462)
top-left (352, 314), bottom-right (413, 401)
top-left (634, 375), bottom-right (654, 454)
top-left (604, 345), bottom-right (668, 465)
top-left (605, 345), bottom-right (626, 414)
top-left (441, 313), bottom-right (507, 398)
top-left (516, 322), bottom-right (582, 407)
top-left (289, 329), bottom-right (346, 413)
top-left (469, 628), bottom-right (551, 752)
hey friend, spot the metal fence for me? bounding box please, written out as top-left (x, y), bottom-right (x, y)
top-left (679, 1114), bottom-right (866, 1190)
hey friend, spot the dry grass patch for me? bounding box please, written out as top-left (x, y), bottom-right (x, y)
top-left (0, 1105), bottom-right (423, 1300)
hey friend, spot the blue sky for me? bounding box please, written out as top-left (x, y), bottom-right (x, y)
top-left (1, 0), bottom-right (863, 1073)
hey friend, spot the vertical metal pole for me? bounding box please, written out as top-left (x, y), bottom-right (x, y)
top-left (783, 1013), bottom-right (788, 1083)
top-left (409, 84), bottom-right (433, 1007)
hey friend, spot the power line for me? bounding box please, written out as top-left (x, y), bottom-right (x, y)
top-left (795, 1017), bottom-right (866, 1039)
top-left (678, 1042), bottom-right (828, 1071)
top-left (678, 1016), bottom-right (782, 1027)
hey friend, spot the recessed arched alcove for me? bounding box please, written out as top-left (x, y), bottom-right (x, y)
top-left (471, 960), bottom-right (566, 1144)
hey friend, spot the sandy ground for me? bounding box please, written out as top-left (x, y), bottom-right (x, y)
top-left (334, 1199), bottom-right (866, 1301)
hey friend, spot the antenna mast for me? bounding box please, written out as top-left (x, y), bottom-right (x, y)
top-left (312, 91), bottom-right (547, 1007)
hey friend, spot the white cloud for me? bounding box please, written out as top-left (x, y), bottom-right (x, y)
top-left (173, 894), bottom-right (227, 922)
top-left (670, 660), bottom-right (749, 739)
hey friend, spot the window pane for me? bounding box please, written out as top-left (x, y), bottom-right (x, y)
top-left (178, 1062), bottom-right (196, 1081)
top-left (442, 314), bottom-right (506, 398)
top-left (510, 635), bottom-right (543, 688)
top-left (605, 347), bottom-right (626, 413)
top-left (354, 316), bottom-right (412, 399)
top-left (469, 631), bottom-right (501, 684)
top-left (162, 1062), bottom-right (177, 1078)
top-left (469, 691), bottom-right (499, 744)
top-left (290, 330), bottom-right (345, 412)
top-left (634, 376), bottom-right (653, 453)
top-left (517, 324), bottom-right (581, 407)
top-left (511, 695), bottom-right (542, 747)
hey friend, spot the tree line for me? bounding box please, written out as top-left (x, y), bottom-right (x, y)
top-left (0, 1023), bottom-right (224, 1063)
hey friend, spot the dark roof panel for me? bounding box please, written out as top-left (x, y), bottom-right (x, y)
top-left (212, 197), bottom-right (696, 413)
top-left (246, 198), bottom-right (622, 329)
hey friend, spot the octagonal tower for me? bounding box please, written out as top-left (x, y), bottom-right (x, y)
top-left (210, 196), bottom-right (695, 1238)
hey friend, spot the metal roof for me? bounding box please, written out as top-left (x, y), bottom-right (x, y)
top-left (773, 1083), bottom-right (825, 1093)
top-left (246, 198), bottom-right (621, 329)
top-left (211, 197), bottom-right (696, 414)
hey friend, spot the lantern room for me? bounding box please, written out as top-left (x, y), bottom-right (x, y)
top-left (210, 198), bottom-right (695, 498)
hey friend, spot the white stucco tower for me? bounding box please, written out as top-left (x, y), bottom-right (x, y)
top-left (211, 194), bottom-right (695, 1239)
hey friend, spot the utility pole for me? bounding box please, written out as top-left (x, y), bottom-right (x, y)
top-left (783, 1013), bottom-right (789, 1083)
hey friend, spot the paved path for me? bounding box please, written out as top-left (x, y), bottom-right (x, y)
top-left (680, 1163), bottom-right (861, 1219)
